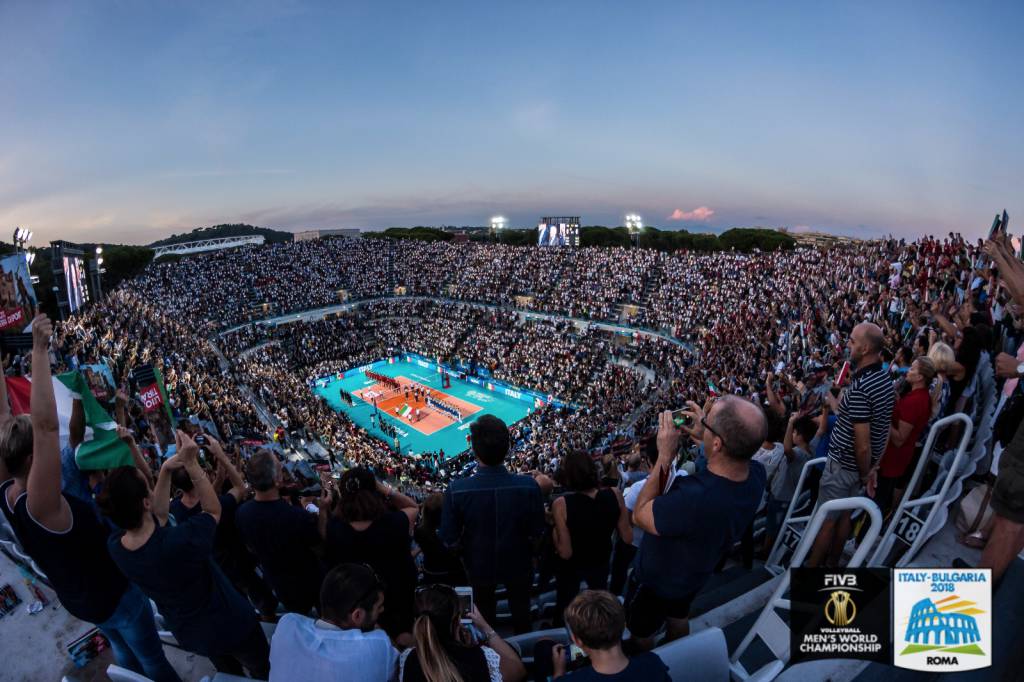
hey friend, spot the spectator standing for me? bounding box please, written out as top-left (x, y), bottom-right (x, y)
top-left (610, 439), bottom-right (657, 595)
top-left (236, 449), bottom-right (324, 615)
top-left (762, 414), bottom-right (820, 552)
top-left (169, 436), bottom-right (279, 618)
top-left (807, 322), bottom-right (896, 567)
top-left (400, 585), bottom-right (526, 682)
top-left (441, 415), bottom-right (546, 634)
top-left (0, 315), bottom-right (181, 682)
top-left (269, 563), bottom-right (399, 682)
top-left (875, 358), bottom-right (937, 517)
top-left (629, 400), bottom-right (767, 649)
top-left (322, 467), bottom-right (419, 643)
top-left (551, 450), bottom-right (631, 624)
top-left (100, 431), bottom-right (270, 678)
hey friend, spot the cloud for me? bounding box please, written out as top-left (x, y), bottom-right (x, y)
top-left (668, 206), bottom-right (715, 221)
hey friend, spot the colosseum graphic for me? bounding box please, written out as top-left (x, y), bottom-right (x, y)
top-left (901, 595), bottom-right (985, 655)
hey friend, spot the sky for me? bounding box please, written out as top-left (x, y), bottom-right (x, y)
top-left (2, 1), bottom-right (1023, 245)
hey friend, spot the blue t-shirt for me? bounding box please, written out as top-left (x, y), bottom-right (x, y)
top-left (561, 652), bottom-right (670, 681)
top-left (814, 415), bottom-right (839, 468)
top-left (634, 461), bottom-right (766, 599)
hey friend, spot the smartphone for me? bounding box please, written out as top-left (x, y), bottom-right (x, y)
top-left (455, 586), bottom-right (473, 625)
top-left (565, 625), bottom-right (588, 662)
top-left (569, 644), bottom-right (587, 662)
top-left (671, 408), bottom-right (692, 428)
top-left (987, 212), bottom-right (1003, 238)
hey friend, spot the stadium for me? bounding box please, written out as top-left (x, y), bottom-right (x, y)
top-left (3, 4), bottom-right (1023, 682)
top-left (0, 227), bottom-right (1020, 682)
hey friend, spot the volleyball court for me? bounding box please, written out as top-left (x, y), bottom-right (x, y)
top-left (354, 370), bottom-right (481, 436)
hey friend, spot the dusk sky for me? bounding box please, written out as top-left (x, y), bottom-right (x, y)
top-left (2, 1), bottom-right (1022, 245)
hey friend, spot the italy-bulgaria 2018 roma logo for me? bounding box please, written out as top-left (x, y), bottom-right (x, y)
top-left (893, 569), bottom-right (992, 672)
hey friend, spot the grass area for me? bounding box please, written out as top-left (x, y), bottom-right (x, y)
top-left (900, 644), bottom-right (941, 655)
top-left (940, 644), bottom-right (985, 655)
top-left (900, 643), bottom-right (985, 656)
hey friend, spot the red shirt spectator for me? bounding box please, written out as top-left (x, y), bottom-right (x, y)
top-left (879, 386), bottom-right (931, 478)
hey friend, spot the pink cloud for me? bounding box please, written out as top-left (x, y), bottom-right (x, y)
top-left (668, 206), bottom-right (715, 221)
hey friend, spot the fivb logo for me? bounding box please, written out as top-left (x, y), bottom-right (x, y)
top-left (893, 569), bottom-right (991, 672)
top-left (823, 574), bottom-right (860, 627)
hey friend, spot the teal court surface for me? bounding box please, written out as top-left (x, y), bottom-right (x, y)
top-left (313, 358), bottom-right (534, 459)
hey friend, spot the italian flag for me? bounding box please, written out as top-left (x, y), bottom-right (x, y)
top-left (5, 371), bottom-right (133, 471)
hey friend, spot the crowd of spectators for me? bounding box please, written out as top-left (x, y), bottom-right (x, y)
top-left (0, 230), bottom-right (1022, 681)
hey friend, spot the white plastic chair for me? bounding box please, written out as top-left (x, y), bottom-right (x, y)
top-left (653, 627), bottom-right (730, 682)
top-left (106, 665), bottom-right (155, 682)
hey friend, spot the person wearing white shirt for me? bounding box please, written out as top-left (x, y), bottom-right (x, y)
top-left (269, 563), bottom-right (399, 682)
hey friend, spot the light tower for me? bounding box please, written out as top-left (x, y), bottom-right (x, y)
top-left (625, 214), bottom-right (643, 247)
top-left (90, 246), bottom-right (106, 300)
top-left (490, 216), bottom-right (507, 241)
top-left (12, 227), bottom-right (32, 253)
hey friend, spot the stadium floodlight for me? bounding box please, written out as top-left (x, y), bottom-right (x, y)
top-left (13, 226), bottom-right (33, 252)
top-left (95, 246), bottom-right (103, 255)
top-left (25, 252), bottom-right (36, 266)
top-left (97, 257), bottom-right (104, 265)
top-left (490, 216), bottom-right (507, 231)
top-left (625, 214), bottom-right (643, 247)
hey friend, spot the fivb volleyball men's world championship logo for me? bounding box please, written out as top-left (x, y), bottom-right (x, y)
top-left (893, 569), bottom-right (991, 672)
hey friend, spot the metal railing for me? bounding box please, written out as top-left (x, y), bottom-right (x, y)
top-left (153, 235), bottom-right (265, 259)
top-left (868, 412), bottom-right (973, 568)
top-left (765, 456), bottom-right (827, 574)
top-left (730, 497), bottom-right (883, 681)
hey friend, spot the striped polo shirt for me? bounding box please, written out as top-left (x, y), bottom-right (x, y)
top-left (827, 361), bottom-right (896, 473)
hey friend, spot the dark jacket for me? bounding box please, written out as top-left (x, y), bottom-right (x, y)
top-left (440, 464), bottom-right (545, 584)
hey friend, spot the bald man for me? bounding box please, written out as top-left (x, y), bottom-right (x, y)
top-left (628, 397), bottom-right (768, 649)
top-left (807, 322), bottom-right (895, 568)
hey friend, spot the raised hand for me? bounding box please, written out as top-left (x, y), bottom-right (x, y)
top-left (174, 429), bottom-right (200, 464)
top-left (31, 311), bottom-right (53, 351)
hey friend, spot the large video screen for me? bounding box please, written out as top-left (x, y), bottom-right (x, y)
top-left (63, 255), bottom-right (89, 313)
top-left (538, 216), bottom-right (580, 247)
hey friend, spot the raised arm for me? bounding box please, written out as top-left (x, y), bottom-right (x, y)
top-left (634, 409), bottom-right (685, 536)
top-left (118, 425), bottom-right (154, 489)
top-left (985, 237), bottom-right (1024, 306)
top-left (25, 313), bottom-right (72, 532)
top-left (176, 429), bottom-right (221, 523)
top-left (783, 413), bottom-right (797, 460)
top-left (0, 355), bottom-right (10, 424)
top-left (377, 479), bottom-right (418, 535)
top-left (765, 372), bottom-right (785, 418)
top-left (207, 435), bottom-right (246, 502)
top-left (151, 458), bottom-right (179, 527)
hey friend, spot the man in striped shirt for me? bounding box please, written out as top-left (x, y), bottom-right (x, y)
top-left (807, 322), bottom-right (895, 567)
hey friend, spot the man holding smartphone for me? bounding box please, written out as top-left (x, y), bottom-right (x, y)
top-left (627, 399), bottom-right (767, 650)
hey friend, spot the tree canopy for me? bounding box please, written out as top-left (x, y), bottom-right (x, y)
top-left (148, 223), bottom-right (293, 247)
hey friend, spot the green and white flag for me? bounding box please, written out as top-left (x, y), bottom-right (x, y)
top-left (6, 370), bottom-right (133, 470)
top-left (59, 371), bottom-right (133, 471)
